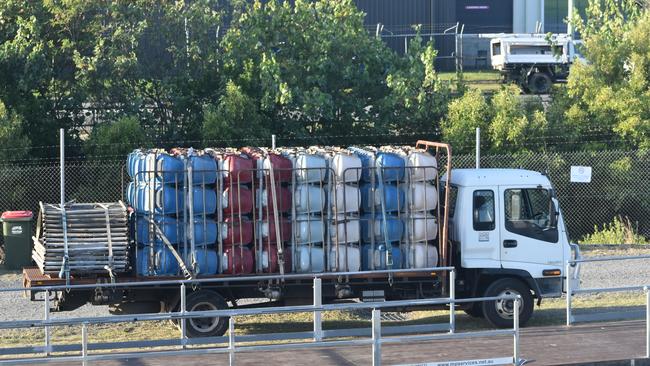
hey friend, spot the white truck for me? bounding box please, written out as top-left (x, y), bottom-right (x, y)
top-left (490, 33), bottom-right (583, 94)
top-left (23, 141), bottom-right (577, 336)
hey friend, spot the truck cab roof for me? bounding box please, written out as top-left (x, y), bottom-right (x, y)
top-left (442, 168), bottom-right (551, 187)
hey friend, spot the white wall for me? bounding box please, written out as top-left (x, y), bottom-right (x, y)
top-left (513, 0), bottom-right (545, 33)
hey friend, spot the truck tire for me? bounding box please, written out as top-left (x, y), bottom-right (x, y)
top-left (528, 73), bottom-right (552, 94)
top-left (183, 290), bottom-right (229, 338)
top-left (481, 278), bottom-right (533, 328)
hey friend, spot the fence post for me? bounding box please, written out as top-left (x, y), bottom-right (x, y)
top-left (475, 128), bottom-right (481, 169)
top-left (449, 269), bottom-right (456, 334)
top-left (372, 309), bottom-right (382, 366)
top-left (643, 286), bottom-right (650, 358)
top-left (513, 296), bottom-right (520, 366)
top-left (229, 317), bottom-right (236, 366)
top-left (566, 261), bottom-right (572, 326)
top-left (81, 322), bottom-right (88, 366)
top-left (44, 289), bottom-right (51, 355)
top-left (180, 283), bottom-right (187, 348)
top-left (313, 277), bottom-right (323, 342)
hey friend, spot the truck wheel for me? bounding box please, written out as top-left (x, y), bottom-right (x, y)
top-left (463, 302), bottom-right (484, 318)
top-left (183, 290), bottom-right (229, 338)
top-left (528, 73), bottom-right (552, 94)
top-left (481, 278), bottom-right (533, 328)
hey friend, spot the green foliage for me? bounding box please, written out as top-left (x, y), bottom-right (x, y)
top-left (562, 0), bottom-right (650, 149)
top-left (202, 81), bottom-right (271, 145)
top-left (580, 216), bottom-right (648, 245)
top-left (441, 89), bottom-right (489, 152)
top-left (84, 116), bottom-right (150, 159)
top-left (383, 31), bottom-right (451, 137)
top-left (441, 86), bottom-right (548, 154)
top-left (0, 100), bottom-right (30, 161)
top-left (489, 86), bottom-right (548, 152)
top-left (0, 0), bottom-right (224, 148)
top-left (220, 0), bottom-right (396, 139)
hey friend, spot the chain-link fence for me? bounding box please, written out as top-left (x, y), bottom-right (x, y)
top-left (453, 150), bottom-right (650, 240)
top-left (0, 150), bottom-right (648, 245)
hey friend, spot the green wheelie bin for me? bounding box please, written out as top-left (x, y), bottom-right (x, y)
top-left (1, 211), bottom-right (33, 270)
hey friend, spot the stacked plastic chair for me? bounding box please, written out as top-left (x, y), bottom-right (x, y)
top-left (206, 148), bottom-right (255, 274)
top-left (349, 147), bottom-right (405, 270)
top-left (241, 147), bottom-right (293, 274)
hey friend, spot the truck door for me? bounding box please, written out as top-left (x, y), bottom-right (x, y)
top-left (498, 186), bottom-right (564, 276)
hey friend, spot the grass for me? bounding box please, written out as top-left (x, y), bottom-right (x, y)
top-left (438, 70), bottom-right (502, 82)
top-left (579, 216), bottom-right (649, 246)
top-left (438, 70), bottom-right (504, 93)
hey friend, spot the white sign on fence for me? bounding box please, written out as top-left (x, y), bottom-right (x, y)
top-left (570, 166), bottom-right (592, 183)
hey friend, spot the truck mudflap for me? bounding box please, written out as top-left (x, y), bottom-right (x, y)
top-left (536, 277), bottom-right (563, 298)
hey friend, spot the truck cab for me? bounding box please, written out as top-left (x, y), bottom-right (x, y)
top-left (443, 169), bottom-right (571, 327)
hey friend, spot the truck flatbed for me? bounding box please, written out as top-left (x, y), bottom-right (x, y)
top-left (22, 266), bottom-right (442, 289)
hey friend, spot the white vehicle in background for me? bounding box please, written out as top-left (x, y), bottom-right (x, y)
top-left (490, 33), bottom-right (584, 94)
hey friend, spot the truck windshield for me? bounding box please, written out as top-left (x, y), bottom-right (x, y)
top-left (504, 188), bottom-right (558, 243)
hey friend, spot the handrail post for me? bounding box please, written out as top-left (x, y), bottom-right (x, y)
top-left (313, 277), bottom-right (323, 342)
top-left (513, 296), bottom-right (520, 366)
top-left (643, 286), bottom-right (650, 358)
top-left (229, 317), bottom-right (236, 366)
top-left (44, 289), bottom-right (51, 355)
top-left (180, 283), bottom-right (187, 348)
top-left (81, 322), bottom-right (88, 366)
top-left (566, 261), bottom-right (572, 326)
top-left (372, 309), bottom-right (382, 366)
top-left (449, 269), bottom-right (456, 333)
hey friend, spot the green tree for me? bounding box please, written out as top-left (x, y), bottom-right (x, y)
top-left (69, 1), bottom-right (224, 141)
top-left (489, 86), bottom-right (548, 152)
top-left (441, 88), bottom-right (490, 153)
top-left (383, 31), bottom-right (451, 139)
top-left (0, 1), bottom-right (85, 154)
top-left (0, 100), bottom-right (30, 161)
top-left (202, 81), bottom-right (271, 145)
top-left (441, 86), bottom-right (548, 154)
top-left (0, 1), bottom-right (224, 150)
top-left (84, 116), bottom-right (150, 159)
top-left (220, 0), bottom-right (395, 141)
top-left (563, 0), bottom-right (650, 149)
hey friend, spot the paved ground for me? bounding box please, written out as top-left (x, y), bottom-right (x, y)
top-left (39, 320), bottom-right (647, 366)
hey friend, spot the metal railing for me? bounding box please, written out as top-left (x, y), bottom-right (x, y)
top-left (1, 267), bottom-right (451, 357)
top-left (0, 266), bottom-right (524, 365)
top-left (566, 255), bottom-right (650, 358)
top-left (0, 282), bottom-right (522, 366)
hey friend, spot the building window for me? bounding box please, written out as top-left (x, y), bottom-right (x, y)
top-left (473, 190), bottom-right (495, 231)
top-left (504, 188), bottom-right (558, 243)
